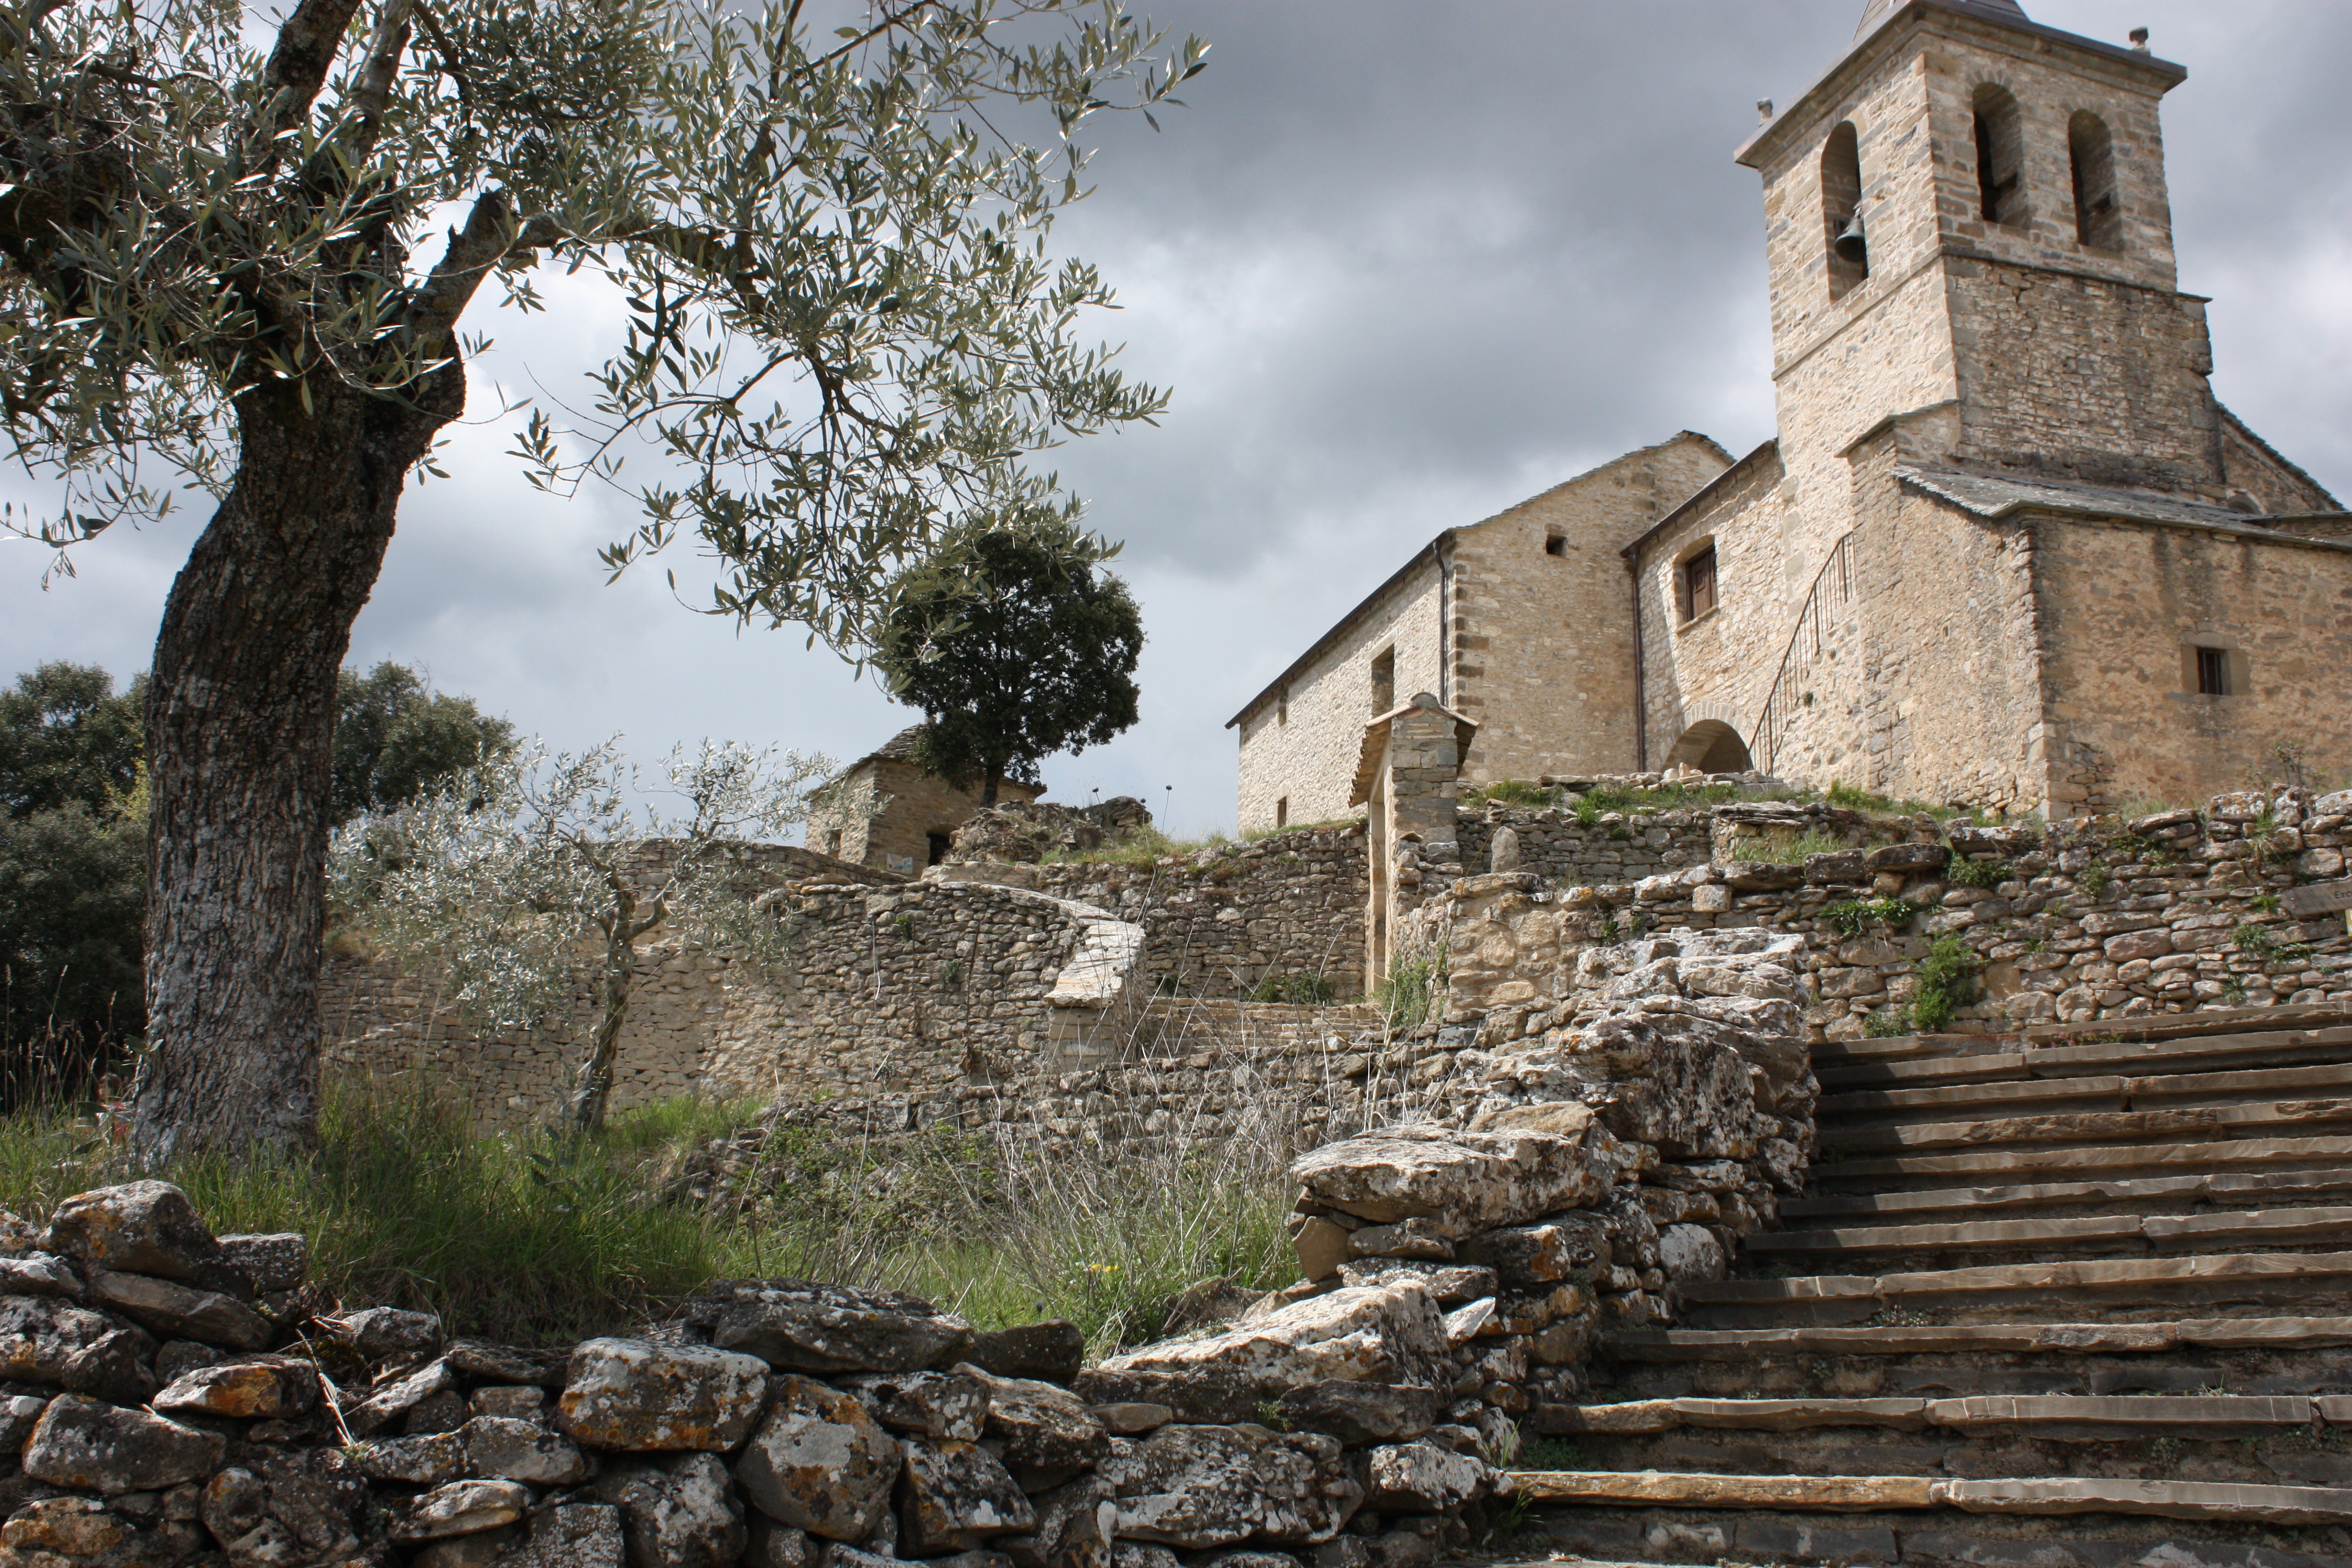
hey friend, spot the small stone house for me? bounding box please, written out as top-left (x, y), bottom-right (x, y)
top-left (1233, 0), bottom-right (2350, 832)
top-left (805, 726), bottom-right (1044, 874)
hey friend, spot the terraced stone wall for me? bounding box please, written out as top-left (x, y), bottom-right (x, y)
top-left (1454, 808), bottom-right (1714, 888)
top-left (1407, 788), bottom-right (2352, 1043)
top-left (322, 878), bottom-right (1120, 1121)
top-left (954, 825), bottom-right (1369, 1000)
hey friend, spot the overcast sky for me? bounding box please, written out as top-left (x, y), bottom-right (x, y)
top-left (6, 1), bottom-right (2348, 838)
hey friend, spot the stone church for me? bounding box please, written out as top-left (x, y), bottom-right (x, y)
top-left (1229, 0), bottom-right (2348, 832)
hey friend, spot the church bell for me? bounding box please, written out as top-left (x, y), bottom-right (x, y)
top-left (1832, 209), bottom-right (1868, 264)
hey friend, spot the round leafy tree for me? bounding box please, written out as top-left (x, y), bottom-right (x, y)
top-left (876, 518), bottom-right (1144, 807)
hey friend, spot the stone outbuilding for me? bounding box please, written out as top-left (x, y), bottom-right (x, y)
top-left (805, 726), bottom-right (1045, 874)
top-left (1232, 0), bottom-right (2349, 831)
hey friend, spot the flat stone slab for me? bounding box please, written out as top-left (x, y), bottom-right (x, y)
top-left (1506, 1470), bottom-right (1939, 1511)
top-left (1605, 1316), bottom-right (2352, 1361)
top-left (1923, 1394), bottom-right (2317, 1436)
top-left (1941, 1477), bottom-right (2352, 1525)
top-left (1508, 1471), bottom-right (2352, 1525)
top-left (1679, 1251), bottom-right (2352, 1329)
top-left (1782, 1166), bottom-right (2352, 1221)
top-left (1548, 1398), bottom-right (1931, 1435)
top-left (1746, 1205), bottom-right (2352, 1258)
top-left (1817, 1132), bottom-right (2352, 1188)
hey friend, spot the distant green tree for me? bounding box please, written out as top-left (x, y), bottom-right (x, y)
top-left (0, 665), bottom-right (146, 1091)
top-left (875, 517), bottom-right (1144, 806)
top-left (0, 658), bottom-right (509, 1081)
top-left (0, 663), bottom-right (145, 818)
top-left (331, 663), bottom-right (517, 826)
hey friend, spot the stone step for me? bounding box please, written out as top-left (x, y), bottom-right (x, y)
top-left (1678, 1250), bottom-right (2352, 1329)
top-left (1814, 1023), bottom-right (2352, 1092)
top-left (1506, 1471), bottom-right (2352, 1525)
top-left (1744, 1205), bottom-right (2352, 1263)
top-left (1810, 1133), bottom-right (2352, 1193)
top-left (1823, 1100), bottom-right (2352, 1158)
top-left (1522, 1509), bottom-right (2352, 1568)
top-left (1817, 1059), bottom-right (2352, 1129)
top-left (1782, 1166), bottom-right (2352, 1222)
top-left (1605, 1316), bottom-right (2352, 1362)
top-left (1539, 1393), bottom-right (2333, 1439)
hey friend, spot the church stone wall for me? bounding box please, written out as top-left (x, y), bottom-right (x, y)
top-left (1232, 560), bottom-right (1441, 834)
top-left (1947, 258), bottom-right (2220, 492)
top-left (1632, 447), bottom-right (1792, 768)
top-left (2032, 521), bottom-right (2352, 812)
top-left (1450, 435), bottom-right (1727, 783)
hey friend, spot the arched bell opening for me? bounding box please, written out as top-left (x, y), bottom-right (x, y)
top-left (1664, 720), bottom-right (1754, 775)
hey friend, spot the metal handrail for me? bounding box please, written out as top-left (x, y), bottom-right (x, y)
top-left (1750, 530), bottom-right (1856, 777)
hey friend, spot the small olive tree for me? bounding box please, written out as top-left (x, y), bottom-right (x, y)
top-left (333, 737), bottom-right (831, 1131)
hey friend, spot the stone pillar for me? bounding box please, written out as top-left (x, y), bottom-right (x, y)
top-left (1359, 692), bottom-right (1475, 992)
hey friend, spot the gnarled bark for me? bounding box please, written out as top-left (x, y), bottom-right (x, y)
top-left (132, 368), bottom-right (462, 1159)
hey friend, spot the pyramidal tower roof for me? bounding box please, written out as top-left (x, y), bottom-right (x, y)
top-left (1855, 0), bottom-right (2026, 41)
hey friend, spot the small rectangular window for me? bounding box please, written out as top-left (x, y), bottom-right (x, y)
top-left (1680, 546), bottom-right (1718, 622)
top-left (1370, 649), bottom-right (1395, 713)
top-left (1275, 797), bottom-right (1289, 829)
top-left (2196, 646), bottom-right (2229, 696)
top-left (1544, 534), bottom-right (1566, 557)
top-left (1277, 689), bottom-right (1287, 726)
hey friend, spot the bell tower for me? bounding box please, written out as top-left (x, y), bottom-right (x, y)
top-left (1737, 0), bottom-right (2221, 537)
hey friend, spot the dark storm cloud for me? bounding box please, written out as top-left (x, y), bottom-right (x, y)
top-left (4, 1), bottom-right (2349, 834)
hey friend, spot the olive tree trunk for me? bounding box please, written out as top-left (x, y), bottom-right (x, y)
top-left (132, 371), bottom-right (460, 1159)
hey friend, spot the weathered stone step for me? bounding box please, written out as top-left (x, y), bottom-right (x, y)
top-left (1811, 1133), bottom-right (2352, 1192)
top-left (1507, 1471), bottom-right (2352, 1525)
top-left (1679, 1251), bottom-right (2352, 1328)
top-left (1782, 1166), bottom-right (2352, 1222)
top-left (1540, 1393), bottom-right (2333, 1439)
top-left (1825, 1100), bottom-right (2352, 1158)
top-left (1744, 1205), bottom-right (2352, 1262)
top-left (1817, 1060), bottom-right (2352, 1128)
top-left (1815, 1023), bottom-right (2352, 1092)
top-left (1605, 1316), bottom-right (2352, 1362)
top-left (1524, 1508), bottom-right (2352, 1568)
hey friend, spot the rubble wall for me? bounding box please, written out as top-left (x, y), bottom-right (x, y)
top-left (1410, 788), bottom-right (2352, 1043)
top-left (1453, 810), bottom-right (1713, 888)
top-left (946, 826), bottom-right (1369, 1000)
top-left (0, 1180), bottom-right (1515, 1568)
top-left (323, 879), bottom-right (1115, 1120)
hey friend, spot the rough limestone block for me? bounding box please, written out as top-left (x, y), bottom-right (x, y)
top-left (731, 1373), bottom-right (899, 1540)
top-left (21, 1394), bottom-right (224, 1493)
top-left (559, 1338), bottom-right (769, 1452)
top-left (43, 1182), bottom-right (230, 1286)
top-left (1097, 1281), bottom-right (1447, 1398)
top-left (899, 1437), bottom-right (1037, 1554)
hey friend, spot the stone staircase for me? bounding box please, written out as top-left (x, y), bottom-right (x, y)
top-left (1505, 1008), bottom-right (2352, 1568)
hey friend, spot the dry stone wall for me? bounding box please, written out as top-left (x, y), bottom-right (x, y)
top-left (1453, 812), bottom-right (1712, 890)
top-left (1401, 788), bottom-right (2352, 1044)
top-left (323, 878), bottom-right (1134, 1122)
top-left (934, 826), bottom-right (1368, 1001)
top-left (0, 1180), bottom-right (1510, 1568)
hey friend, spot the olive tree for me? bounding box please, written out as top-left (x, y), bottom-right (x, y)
top-left (333, 738), bottom-right (832, 1133)
top-left (0, 0), bottom-right (1202, 1153)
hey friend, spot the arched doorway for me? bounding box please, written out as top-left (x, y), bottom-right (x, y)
top-left (1664, 719), bottom-right (1753, 775)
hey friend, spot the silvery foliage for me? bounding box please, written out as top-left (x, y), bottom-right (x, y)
top-left (330, 736), bottom-right (834, 1041)
top-left (1, 0), bottom-right (1205, 640)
